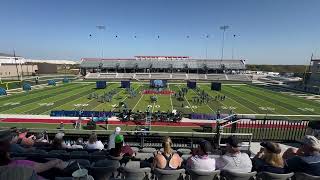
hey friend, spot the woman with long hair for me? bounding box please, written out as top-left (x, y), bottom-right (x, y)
top-left (153, 136), bottom-right (182, 170)
top-left (86, 133), bottom-right (104, 150)
top-left (253, 142), bottom-right (286, 173)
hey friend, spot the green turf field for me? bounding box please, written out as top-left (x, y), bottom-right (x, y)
top-left (0, 81), bottom-right (319, 120)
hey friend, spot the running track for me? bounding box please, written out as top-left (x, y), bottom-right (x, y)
top-left (0, 118), bottom-right (307, 129)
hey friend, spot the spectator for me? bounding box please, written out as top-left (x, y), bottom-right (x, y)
top-left (109, 135), bottom-right (134, 157)
top-left (34, 131), bottom-right (49, 143)
top-left (51, 132), bottom-right (70, 149)
top-left (107, 127), bottom-right (121, 150)
top-left (253, 142), bottom-right (286, 173)
top-left (153, 136), bottom-right (182, 170)
top-left (71, 138), bottom-right (84, 149)
top-left (18, 129), bottom-right (35, 148)
top-left (86, 133), bottom-right (104, 150)
top-left (216, 136), bottom-right (252, 172)
top-left (0, 130), bottom-right (65, 176)
top-left (10, 132), bottom-right (34, 153)
top-left (186, 140), bottom-right (216, 171)
top-left (285, 135), bottom-right (320, 176)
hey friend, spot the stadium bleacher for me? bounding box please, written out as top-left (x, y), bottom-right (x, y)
top-left (2, 128), bottom-right (319, 180)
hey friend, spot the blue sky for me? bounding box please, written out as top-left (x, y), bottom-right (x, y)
top-left (0, 0), bottom-right (319, 64)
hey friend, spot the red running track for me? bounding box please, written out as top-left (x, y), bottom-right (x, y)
top-left (0, 118), bottom-right (307, 129)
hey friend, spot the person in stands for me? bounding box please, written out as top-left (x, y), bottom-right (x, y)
top-left (85, 133), bottom-right (104, 150)
top-left (153, 136), bottom-right (182, 170)
top-left (51, 132), bottom-right (70, 149)
top-left (216, 136), bottom-right (252, 172)
top-left (109, 135), bottom-right (134, 157)
top-left (285, 135), bottom-right (320, 176)
top-left (108, 127), bottom-right (121, 150)
top-left (253, 142), bottom-right (286, 173)
top-left (18, 128), bottom-right (35, 148)
top-left (186, 140), bottom-right (216, 171)
top-left (10, 132), bottom-right (34, 153)
top-left (71, 138), bottom-right (84, 149)
top-left (0, 130), bottom-right (65, 177)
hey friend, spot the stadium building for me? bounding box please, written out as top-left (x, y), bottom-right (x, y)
top-left (80, 56), bottom-right (250, 81)
top-left (0, 52), bottom-right (78, 79)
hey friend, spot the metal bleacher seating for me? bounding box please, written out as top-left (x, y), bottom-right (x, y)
top-left (135, 73), bottom-right (151, 80)
top-left (151, 73), bottom-right (171, 79)
top-left (207, 74), bottom-right (227, 80)
top-left (172, 73), bottom-right (187, 79)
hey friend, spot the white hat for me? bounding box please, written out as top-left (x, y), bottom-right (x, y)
top-left (55, 132), bottom-right (65, 139)
top-left (302, 135), bottom-right (320, 151)
top-left (115, 127), bottom-right (121, 134)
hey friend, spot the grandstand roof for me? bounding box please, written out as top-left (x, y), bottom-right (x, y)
top-left (80, 57), bottom-right (247, 70)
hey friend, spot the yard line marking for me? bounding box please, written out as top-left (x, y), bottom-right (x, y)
top-left (190, 89), bottom-right (214, 112)
top-left (132, 91), bottom-right (144, 111)
top-left (110, 84), bottom-right (142, 112)
top-left (168, 85), bottom-right (174, 111)
top-left (176, 85), bottom-right (194, 112)
top-left (225, 86), bottom-right (294, 115)
top-left (198, 84), bottom-right (256, 114)
top-left (2, 84), bottom-right (91, 114)
top-left (45, 83), bottom-right (119, 113)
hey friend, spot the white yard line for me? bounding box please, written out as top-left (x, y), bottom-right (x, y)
top-left (168, 85), bottom-right (174, 111)
top-left (132, 93), bottom-right (144, 111)
top-left (190, 88), bottom-right (214, 112)
top-left (2, 85), bottom-right (90, 114)
top-left (110, 84), bottom-right (142, 111)
top-left (176, 85), bottom-right (194, 112)
top-left (198, 84), bottom-right (256, 114)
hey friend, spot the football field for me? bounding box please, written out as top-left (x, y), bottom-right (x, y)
top-left (0, 81), bottom-right (320, 120)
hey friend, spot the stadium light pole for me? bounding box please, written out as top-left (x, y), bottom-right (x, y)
top-left (96, 25), bottom-right (106, 58)
top-left (232, 34), bottom-right (237, 60)
top-left (220, 25), bottom-right (229, 60)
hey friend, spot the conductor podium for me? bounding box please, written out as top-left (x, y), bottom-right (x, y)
top-left (211, 82), bottom-right (222, 91)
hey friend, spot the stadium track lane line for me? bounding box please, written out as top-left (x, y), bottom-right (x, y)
top-left (0, 118), bottom-right (307, 129)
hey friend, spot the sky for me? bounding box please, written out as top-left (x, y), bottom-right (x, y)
top-left (0, 0), bottom-right (319, 64)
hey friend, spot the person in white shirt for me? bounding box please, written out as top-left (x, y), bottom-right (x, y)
top-left (187, 140), bottom-right (216, 171)
top-left (86, 133), bottom-right (104, 150)
top-left (107, 127), bottom-right (121, 150)
top-left (216, 136), bottom-right (252, 172)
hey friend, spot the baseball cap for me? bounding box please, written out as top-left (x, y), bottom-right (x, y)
top-left (199, 140), bottom-right (212, 154)
top-left (301, 135), bottom-right (320, 151)
top-left (226, 136), bottom-right (242, 148)
top-left (115, 135), bottom-right (124, 143)
top-left (260, 141), bottom-right (281, 154)
top-left (115, 127), bottom-right (121, 134)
